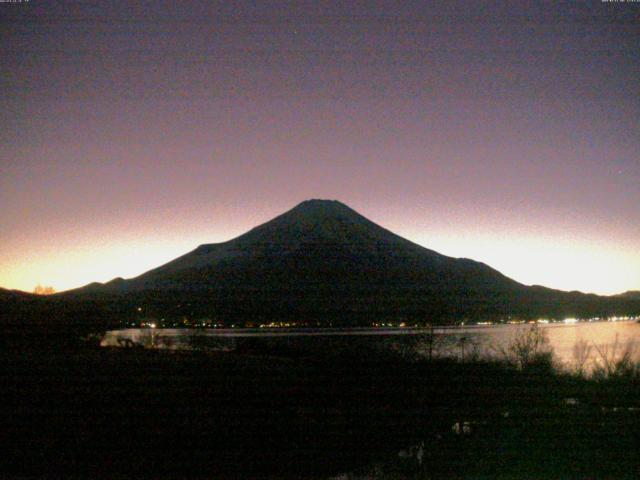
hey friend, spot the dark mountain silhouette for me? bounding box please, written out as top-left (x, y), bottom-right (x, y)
top-left (0, 287), bottom-right (36, 300)
top-left (615, 291), bottom-right (640, 300)
top-left (55, 199), bottom-right (639, 325)
top-left (104, 199), bottom-right (517, 291)
top-left (0, 287), bottom-right (18, 299)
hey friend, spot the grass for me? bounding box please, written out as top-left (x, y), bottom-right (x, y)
top-left (1, 329), bottom-right (639, 479)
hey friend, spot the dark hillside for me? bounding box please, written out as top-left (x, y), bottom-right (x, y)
top-left (59, 200), bottom-right (639, 325)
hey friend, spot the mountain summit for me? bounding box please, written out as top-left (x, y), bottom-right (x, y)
top-left (64, 200), bottom-right (637, 324)
top-left (119, 199), bottom-right (511, 294)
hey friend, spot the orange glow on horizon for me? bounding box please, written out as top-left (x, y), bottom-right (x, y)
top-left (1, 219), bottom-right (638, 296)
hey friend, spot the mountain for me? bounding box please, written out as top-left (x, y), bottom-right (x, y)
top-left (60, 199), bottom-right (639, 325)
top-left (0, 287), bottom-right (19, 300)
top-left (615, 291), bottom-right (640, 300)
top-left (0, 287), bottom-right (36, 301)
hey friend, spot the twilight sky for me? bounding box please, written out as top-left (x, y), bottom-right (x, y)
top-left (1, 0), bottom-right (639, 295)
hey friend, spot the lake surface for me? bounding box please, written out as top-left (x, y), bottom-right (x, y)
top-left (102, 320), bottom-right (640, 372)
top-left (455, 320), bottom-right (640, 370)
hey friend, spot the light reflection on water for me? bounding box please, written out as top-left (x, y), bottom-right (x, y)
top-left (455, 320), bottom-right (640, 370)
top-left (102, 320), bottom-right (640, 371)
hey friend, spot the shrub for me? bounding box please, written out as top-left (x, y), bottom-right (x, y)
top-left (496, 324), bottom-right (555, 371)
top-left (592, 335), bottom-right (639, 381)
top-left (572, 338), bottom-right (593, 376)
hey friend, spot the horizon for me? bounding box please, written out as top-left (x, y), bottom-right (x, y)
top-left (1, 1), bottom-right (639, 296)
top-left (1, 197), bottom-right (638, 296)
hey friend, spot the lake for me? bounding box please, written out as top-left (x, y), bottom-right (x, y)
top-left (102, 320), bottom-right (640, 372)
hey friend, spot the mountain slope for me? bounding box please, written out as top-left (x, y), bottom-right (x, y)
top-left (615, 291), bottom-right (640, 300)
top-left (62, 199), bottom-right (639, 324)
top-left (125, 199), bottom-right (516, 291)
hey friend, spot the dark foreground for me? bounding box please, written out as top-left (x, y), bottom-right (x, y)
top-left (2, 341), bottom-right (639, 479)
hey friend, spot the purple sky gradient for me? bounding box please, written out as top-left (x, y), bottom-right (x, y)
top-left (1, 1), bottom-right (639, 294)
